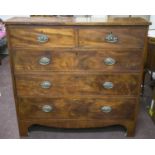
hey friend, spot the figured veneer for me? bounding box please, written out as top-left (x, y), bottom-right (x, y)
top-left (15, 73), bottom-right (140, 97)
top-left (13, 49), bottom-right (143, 73)
top-left (18, 97), bottom-right (137, 120)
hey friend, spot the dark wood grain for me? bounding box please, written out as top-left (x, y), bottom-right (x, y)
top-left (18, 97), bottom-right (137, 120)
top-left (13, 49), bottom-right (143, 73)
top-left (15, 73), bottom-right (140, 97)
top-left (79, 27), bottom-right (146, 48)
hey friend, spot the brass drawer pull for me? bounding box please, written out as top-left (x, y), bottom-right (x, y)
top-left (40, 81), bottom-right (52, 89)
top-left (101, 106), bottom-right (112, 113)
top-left (102, 82), bottom-right (114, 89)
top-left (105, 32), bottom-right (118, 43)
top-left (104, 57), bottom-right (116, 65)
top-left (37, 34), bottom-right (48, 43)
top-left (39, 57), bottom-right (50, 65)
top-left (42, 105), bottom-right (53, 112)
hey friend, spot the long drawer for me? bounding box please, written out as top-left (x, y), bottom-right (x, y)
top-left (13, 49), bottom-right (143, 73)
top-left (9, 26), bottom-right (75, 48)
top-left (18, 97), bottom-right (137, 120)
top-left (79, 27), bottom-right (146, 48)
top-left (15, 73), bottom-right (140, 97)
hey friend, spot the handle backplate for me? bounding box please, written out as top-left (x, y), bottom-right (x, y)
top-left (105, 32), bottom-right (118, 43)
top-left (104, 57), bottom-right (116, 66)
top-left (101, 106), bottom-right (112, 113)
top-left (42, 105), bottom-right (53, 112)
top-left (40, 81), bottom-right (52, 89)
top-left (39, 57), bottom-right (50, 65)
top-left (102, 82), bottom-right (114, 89)
top-left (37, 34), bottom-right (48, 43)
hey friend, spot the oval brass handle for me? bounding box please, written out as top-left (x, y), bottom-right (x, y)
top-left (39, 57), bottom-right (50, 65)
top-left (105, 32), bottom-right (118, 43)
top-left (37, 34), bottom-right (48, 43)
top-left (42, 105), bottom-right (53, 113)
top-left (40, 81), bottom-right (52, 89)
top-left (101, 106), bottom-right (112, 113)
top-left (104, 57), bottom-right (116, 66)
top-left (102, 82), bottom-right (114, 89)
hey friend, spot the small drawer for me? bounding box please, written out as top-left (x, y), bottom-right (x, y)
top-left (13, 49), bottom-right (143, 73)
top-left (79, 27), bottom-right (146, 48)
top-left (9, 26), bottom-right (75, 48)
top-left (18, 97), bottom-right (137, 120)
top-left (15, 73), bottom-right (140, 97)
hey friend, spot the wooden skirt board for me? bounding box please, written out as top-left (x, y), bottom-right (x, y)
top-left (5, 16), bottom-right (150, 137)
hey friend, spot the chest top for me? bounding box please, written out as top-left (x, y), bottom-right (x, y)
top-left (5, 16), bottom-right (150, 26)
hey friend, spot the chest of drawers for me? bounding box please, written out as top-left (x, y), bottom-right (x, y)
top-left (5, 16), bottom-right (150, 137)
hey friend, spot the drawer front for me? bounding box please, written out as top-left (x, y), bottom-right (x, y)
top-left (14, 49), bottom-right (143, 73)
top-left (9, 27), bottom-right (75, 48)
top-left (79, 27), bottom-right (146, 48)
top-left (16, 74), bottom-right (140, 97)
top-left (18, 98), bottom-right (137, 120)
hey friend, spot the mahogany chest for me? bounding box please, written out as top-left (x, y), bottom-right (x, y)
top-left (5, 16), bottom-right (150, 137)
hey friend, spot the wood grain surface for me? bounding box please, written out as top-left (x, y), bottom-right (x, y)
top-left (13, 49), bottom-right (143, 73)
top-left (9, 26), bottom-right (75, 48)
top-left (18, 97), bottom-right (137, 120)
top-left (79, 27), bottom-right (146, 48)
top-left (15, 73), bottom-right (140, 97)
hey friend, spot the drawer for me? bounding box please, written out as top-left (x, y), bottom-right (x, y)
top-left (9, 26), bottom-right (75, 48)
top-left (13, 49), bottom-right (143, 73)
top-left (18, 97), bottom-right (137, 120)
top-left (79, 27), bottom-right (146, 48)
top-left (15, 73), bottom-right (140, 97)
